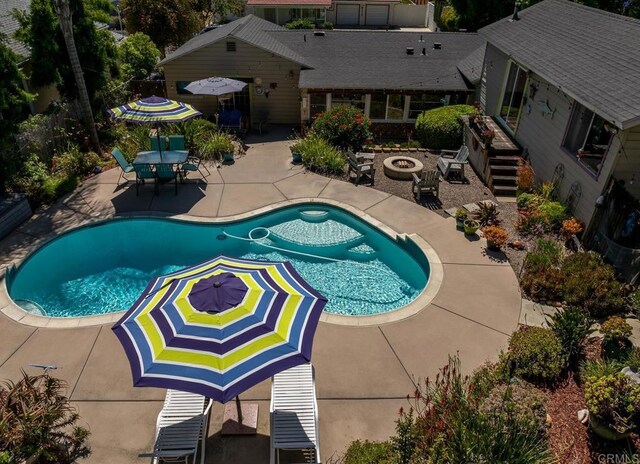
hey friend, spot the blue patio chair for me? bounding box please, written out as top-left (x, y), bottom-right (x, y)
top-left (168, 135), bottom-right (187, 152)
top-left (150, 136), bottom-right (167, 152)
top-left (133, 164), bottom-right (155, 196)
top-left (111, 147), bottom-right (134, 184)
top-left (155, 163), bottom-right (179, 195)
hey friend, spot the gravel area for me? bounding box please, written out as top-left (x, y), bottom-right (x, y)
top-left (342, 150), bottom-right (497, 216)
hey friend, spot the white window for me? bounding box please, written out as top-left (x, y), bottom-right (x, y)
top-left (408, 94), bottom-right (444, 120)
top-left (309, 93), bottom-right (327, 118)
top-left (562, 102), bottom-right (613, 176)
top-left (368, 93), bottom-right (406, 120)
top-left (330, 92), bottom-right (365, 111)
top-left (498, 61), bottom-right (528, 132)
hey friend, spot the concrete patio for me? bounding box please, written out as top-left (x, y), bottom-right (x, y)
top-left (0, 129), bottom-right (522, 463)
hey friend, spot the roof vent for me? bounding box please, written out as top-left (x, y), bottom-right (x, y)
top-left (313, 30), bottom-right (326, 37)
top-left (433, 42), bottom-right (441, 50)
top-left (406, 47), bottom-right (414, 55)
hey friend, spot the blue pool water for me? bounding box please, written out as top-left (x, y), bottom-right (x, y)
top-left (8, 204), bottom-right (429, 318)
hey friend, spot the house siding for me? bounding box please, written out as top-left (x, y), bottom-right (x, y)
top-left (163, 40), bottom-right (302, 125)
top-left (482, 44), bottom-right (622, 225)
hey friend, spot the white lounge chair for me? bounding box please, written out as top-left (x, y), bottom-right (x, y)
top-left (347, 150), bottom-right (375, 185)
top-left (143, 389), bottom-right (212, 464)
top-left (270, 363), bottom-right (320, 464)
top-left (437, 145), bottom-right (469, 180)
top-left (412, 170), bottom-right (440, 200)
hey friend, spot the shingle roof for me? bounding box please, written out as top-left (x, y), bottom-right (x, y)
top-left (248, 0), bottom-right (331, 5)
top-left (456, 45), bottom-right (485, 85)
top-left (271, 30), bottom-right (484, 91)
top-left (159, 15), bottom-right (310, 67)
top-left (480, 0), bottom-right (640, 129)
top-left (0, 0), bottom-right (30, 59)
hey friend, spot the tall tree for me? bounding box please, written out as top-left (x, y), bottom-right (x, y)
top-left (118, 32), bottom-right (161, 80)
top-left (121, 0), bottom-right (202, 56)
top-left (52, 0), bottom-right (100, 151)
top-left (0, 35), bottom-right (34, 192)
top-left (194, 0), bottom-right (245, 24)
top-left (15, 0), bottom-right (118, 107)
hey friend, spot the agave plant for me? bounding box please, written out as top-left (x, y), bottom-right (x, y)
top-left (472, 202), bottom-right (501, 227)
top-left (0, 371), bottom-right (90, 463)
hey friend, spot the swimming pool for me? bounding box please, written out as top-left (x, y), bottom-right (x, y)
top-left (7, 204), bottom-right (430, 318)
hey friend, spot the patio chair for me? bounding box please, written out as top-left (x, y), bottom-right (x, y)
top-left (181, 157), bottom-right (211, 180)
top-left (142, 389), bottom-right (212, 464)
top-left (437, 145), bottom-right (469, 180)
top-left (155, 163), bottom-right (179, 195)
top-left (168, 135), bottom-right (187, 152)
top-left (111, 147), bottom-right (134, 184)
top-left (151, 136), bottom-right (167, 152)
top-left (133, 163), bottom-right (155, 196)
top-left (412, 170), bottom-right (440, 200)
top-left (270, 363), bottom-right (319, 464)
top-left (255, 110), bottom-right (269, 135)
top-left (347, 150), bottom-right (375, 185)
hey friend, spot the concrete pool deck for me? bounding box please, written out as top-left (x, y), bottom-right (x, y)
top-left (0, 129), bottom-right (522, 463)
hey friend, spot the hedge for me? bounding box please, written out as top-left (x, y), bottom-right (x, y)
top-left (414, 105), bottom-right (476, 150)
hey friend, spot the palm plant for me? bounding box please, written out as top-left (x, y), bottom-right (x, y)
top-left (0, 371), bottom-right (90, 463)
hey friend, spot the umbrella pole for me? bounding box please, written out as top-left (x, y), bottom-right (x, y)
top-left (156, 125), bottom-right (163, 162)
top-left (235, 395), bottom-right (243, 424)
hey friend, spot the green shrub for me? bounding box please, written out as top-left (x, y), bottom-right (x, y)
top-left (516, 206), bottom-right (547, 236)
top-left (585, 373), bottom-right (640, 434)
top-left (291, 134), bottom-right (346, 174)
top-left (53, 144), bottom-right (102, 177)
top-left (414, 105), bottom-right (475, 150)
top-left (9, 153), bottom-right (49, 199)
top-left (312, 105), bottom-right (372, 151)
top-left (116, 124), bottom-right (150, 161)
top-left (41, 175), bottom-right (80, 203)
top-left (321, 21), bottom-right (334, 30)
top-left (516, 192), bottom-right (541, 210)
top-left (0, 371), bottom-right (91, 463)
top-left (118, 32), bottom-right (161, 80)
top-left (284, 18), bottom-right (316, 29)
top-left (601, 316), bottom-right (633, 343)
top-left (629, 289), bottom-right (640, 316)
top-left (521, 239), bottom-right (564, 301)
top-left (341, 440), bottom-right (395, 464)
top-left (396, 356), bottom-right (554, 463)
top-left (198, 131), bottom-right (234, 160)
top-left (546, 306), bottom-right (594, 366)
top-left (439, 6), bottom-right (459, 31)
top-left (537, 201), bottom-right (567, 229)
top-left (582, 359), bottom-right (623, 380)
top-left (561, 252), bottom-right (625, 318)
top-left (480, 382), bottom-right (548, 438)
top-left (506, 327), bottom-right (564, 381)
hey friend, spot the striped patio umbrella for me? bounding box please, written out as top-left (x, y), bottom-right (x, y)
top-left (107, 95), bottom-right (201, 157)
top-left (111, 256), bottom-right (327, 403)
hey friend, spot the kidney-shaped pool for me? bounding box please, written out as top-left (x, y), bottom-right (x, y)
top-left (7, 204), bottom-right (430, 318)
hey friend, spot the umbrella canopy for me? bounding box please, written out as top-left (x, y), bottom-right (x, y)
top-left (185, 77), bottom-right (247, 96)
top-left (107, 95), bottom-right (201, 124)
top-left (112, 256), bottom-right (327, 403)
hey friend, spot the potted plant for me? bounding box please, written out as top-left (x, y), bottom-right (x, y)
top-left (463, 219), bottom-right (480, 235)
top-left (561, 217), bottom-right (584, 240)
top-left (482, 225), bottom-right (509, 250)
top-left (481, 128), bottom-right (496, 148)
top-left (585, 373), bottom-right (640, 440)
top-left (454, 208), bottom-right (468, 229)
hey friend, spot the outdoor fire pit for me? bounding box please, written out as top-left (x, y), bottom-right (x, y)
top-left (383, 156), bottom-right (424, 180)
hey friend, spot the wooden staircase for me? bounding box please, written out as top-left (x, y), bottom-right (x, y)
top-left (487, 152), bottom-right (520, 196)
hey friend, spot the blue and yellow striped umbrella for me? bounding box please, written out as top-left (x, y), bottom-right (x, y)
top-left (107, 95), bottom-right (201, 124)
top-left (112, 256), bottom-right (327, 403)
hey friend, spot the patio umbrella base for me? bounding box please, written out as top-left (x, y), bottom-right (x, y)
top-left (221, 402), bottom-right (259, 435)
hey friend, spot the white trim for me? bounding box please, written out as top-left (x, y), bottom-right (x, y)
top-left (326, 92), bottom-right (331, 110)
top-left (403, 95), bottom-right (410, 121)
top-left (364, 94), bottom-right (371, 117)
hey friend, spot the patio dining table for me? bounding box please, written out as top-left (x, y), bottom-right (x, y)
top-left (132, 150), bottom-right (189, 165)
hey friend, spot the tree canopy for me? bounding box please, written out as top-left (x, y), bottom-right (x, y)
top-left (15, 0), bottom-right (118, 106)
top-left (0, 35), bottom-right (33, 146)
top-left (118, 32), bottom-right (161, 80)
top-left (121, 0), bottom-right (202, 56)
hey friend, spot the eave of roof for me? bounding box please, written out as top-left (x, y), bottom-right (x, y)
top-left (479, 0), bottom-right (640, 130)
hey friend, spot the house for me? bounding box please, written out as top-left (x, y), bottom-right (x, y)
top-left (158, 15), bottom-right (483, 137)
top-left (246, 0), bottom-right (432, 29)
top-left (475, 0), bottom-right (640, 281)
top-left (0, 0), bottom-right (60, 113)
